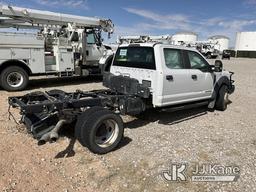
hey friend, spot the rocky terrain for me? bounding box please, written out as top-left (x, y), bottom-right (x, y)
top-left (0, 58), bottom-right (256, 192)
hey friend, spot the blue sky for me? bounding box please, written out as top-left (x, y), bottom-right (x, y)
top-left (1, 0), bottom-right (256, 46)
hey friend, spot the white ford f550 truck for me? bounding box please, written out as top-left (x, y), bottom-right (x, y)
top-left (9, 43), bottom-right (235, 154)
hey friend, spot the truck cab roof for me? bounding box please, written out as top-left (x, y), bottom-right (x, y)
top-left (118, 42), bottom-right (199, 52)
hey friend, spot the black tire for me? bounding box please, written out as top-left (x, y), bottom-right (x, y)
top-left (75, 106), bottom-right (108, 142)
top-left (75, 109), bottom-right (124, 154)
top-left (215, 85), bottom-right (229, 111)
top-left (0, 66), bottom-right (29, 91)
top-left (47, 89), bottom-right (67, 100)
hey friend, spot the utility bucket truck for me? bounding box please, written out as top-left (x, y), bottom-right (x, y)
top-left (0, 5), bottom-right (114, 91)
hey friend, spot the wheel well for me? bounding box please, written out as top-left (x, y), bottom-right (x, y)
top-left (213, 76), bottom-right (230, 99)
top-left (104, 55), bottom-right (114, 72)
top-left (0, 60), bottom-right (32, 75)
top-left (217, 83), bottom-right (228, 94)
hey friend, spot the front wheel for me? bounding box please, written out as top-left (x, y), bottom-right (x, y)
top-left (75, 109), bottom-right (124, 154)
top-left (215, 85), bottom-right (229, 111)
top-left (0, 66), bottom-right (29, 91)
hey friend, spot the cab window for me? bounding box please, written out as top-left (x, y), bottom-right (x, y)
top-left (71, 32), bottom-right (79, 42)
top-left (188, 51), bottom-right (209, 71)
top-left (164, 49), bottom-right (184, 69)
top-left (113, 47), bottom-right (156, 70)
top-left (86, 33), bottom-right (96, 44)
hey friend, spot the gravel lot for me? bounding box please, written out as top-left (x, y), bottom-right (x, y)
top-left (0, 58), bottom-right (256, 192)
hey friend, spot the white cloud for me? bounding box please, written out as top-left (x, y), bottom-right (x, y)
top-left (35, 0), bottom-right (89, 9)
top-left (123, 7), bottom-right (256, 46)
top-left (123, 7), bottom-right (193, 31)
top-left (124, 8), bottom-right (189, 23)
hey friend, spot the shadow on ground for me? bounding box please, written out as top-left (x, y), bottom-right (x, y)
top-left (54, 106), bottom-right (210, 158)
top-left (55, 125), bottom-right (76, 159)
top-left (125, 106), bottom-right (210, 129)
top-left (54, 124), bottom-right (132, 158)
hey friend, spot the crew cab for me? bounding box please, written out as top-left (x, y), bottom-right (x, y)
top-left (8, 43), bottom-right (235, 154)
top-left (110, 43), bottom-right (234, 109)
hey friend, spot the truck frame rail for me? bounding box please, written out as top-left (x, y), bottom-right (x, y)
top-left (8, 74), bottom-right (150, 153)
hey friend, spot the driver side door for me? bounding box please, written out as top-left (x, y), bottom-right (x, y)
top-left (84, 33), bottom-right (105, 65)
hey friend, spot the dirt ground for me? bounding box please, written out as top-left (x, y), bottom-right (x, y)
top-left (0, 58), bottom-right (256, 192)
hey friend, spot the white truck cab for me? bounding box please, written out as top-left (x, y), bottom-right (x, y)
top-left (109, 43), bottom-right (234, 110)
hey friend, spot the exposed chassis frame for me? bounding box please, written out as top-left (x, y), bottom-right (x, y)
top-left (8, 74), bottom-right (150, 141)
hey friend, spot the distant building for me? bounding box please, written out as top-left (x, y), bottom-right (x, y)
top-left (235, 32), bottom-right (256, 58)
top-left (171, 32), bottom-right (198, 45)
top-left (208, 35), bottom-right (229, 53)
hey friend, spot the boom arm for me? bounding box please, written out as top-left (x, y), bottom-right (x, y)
top-left (0, 4), bottom-right (114, 33)
top-left (117, 35), bottom-right (172, 44)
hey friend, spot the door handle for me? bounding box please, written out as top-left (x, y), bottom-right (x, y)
top-left (166, 75), bottom-right (173, 81)
top-left (192, 75), bottom-right (197, 80)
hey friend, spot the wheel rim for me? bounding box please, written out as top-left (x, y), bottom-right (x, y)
top-left (6, 72), bottom-right (24, 88)
top-left (95, 119), bottom-right (119, 148)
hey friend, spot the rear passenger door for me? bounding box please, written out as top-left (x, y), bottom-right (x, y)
top-left (161, 48), bottom-right (197, 106)
top-left (187, 51), bottom-right (214, 99)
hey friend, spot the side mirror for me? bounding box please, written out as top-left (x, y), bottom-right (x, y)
top-left (96, 41), bottom-right (102, 47)
top-left (214, 60), bottom-right (223, 72)
top-left (209, 65), bottom-right (215, 72)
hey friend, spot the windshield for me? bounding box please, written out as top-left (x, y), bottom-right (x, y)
top-left (113, 47), bottom-right (156, 70)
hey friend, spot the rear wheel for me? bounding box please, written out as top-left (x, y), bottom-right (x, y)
top-left (75, 107), bottom-right (108, 142)
top-left (215, 85), bottom-right (229, 111)
top-left (0, 66), bottom-right (28, 91)
top-left (75, 109), bottom-right (124, 154)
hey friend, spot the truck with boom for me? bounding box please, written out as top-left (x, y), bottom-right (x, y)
top-left (9, 42), bottom-right (235, 154)
top-left (0, 5), bottom-right (114, 91)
